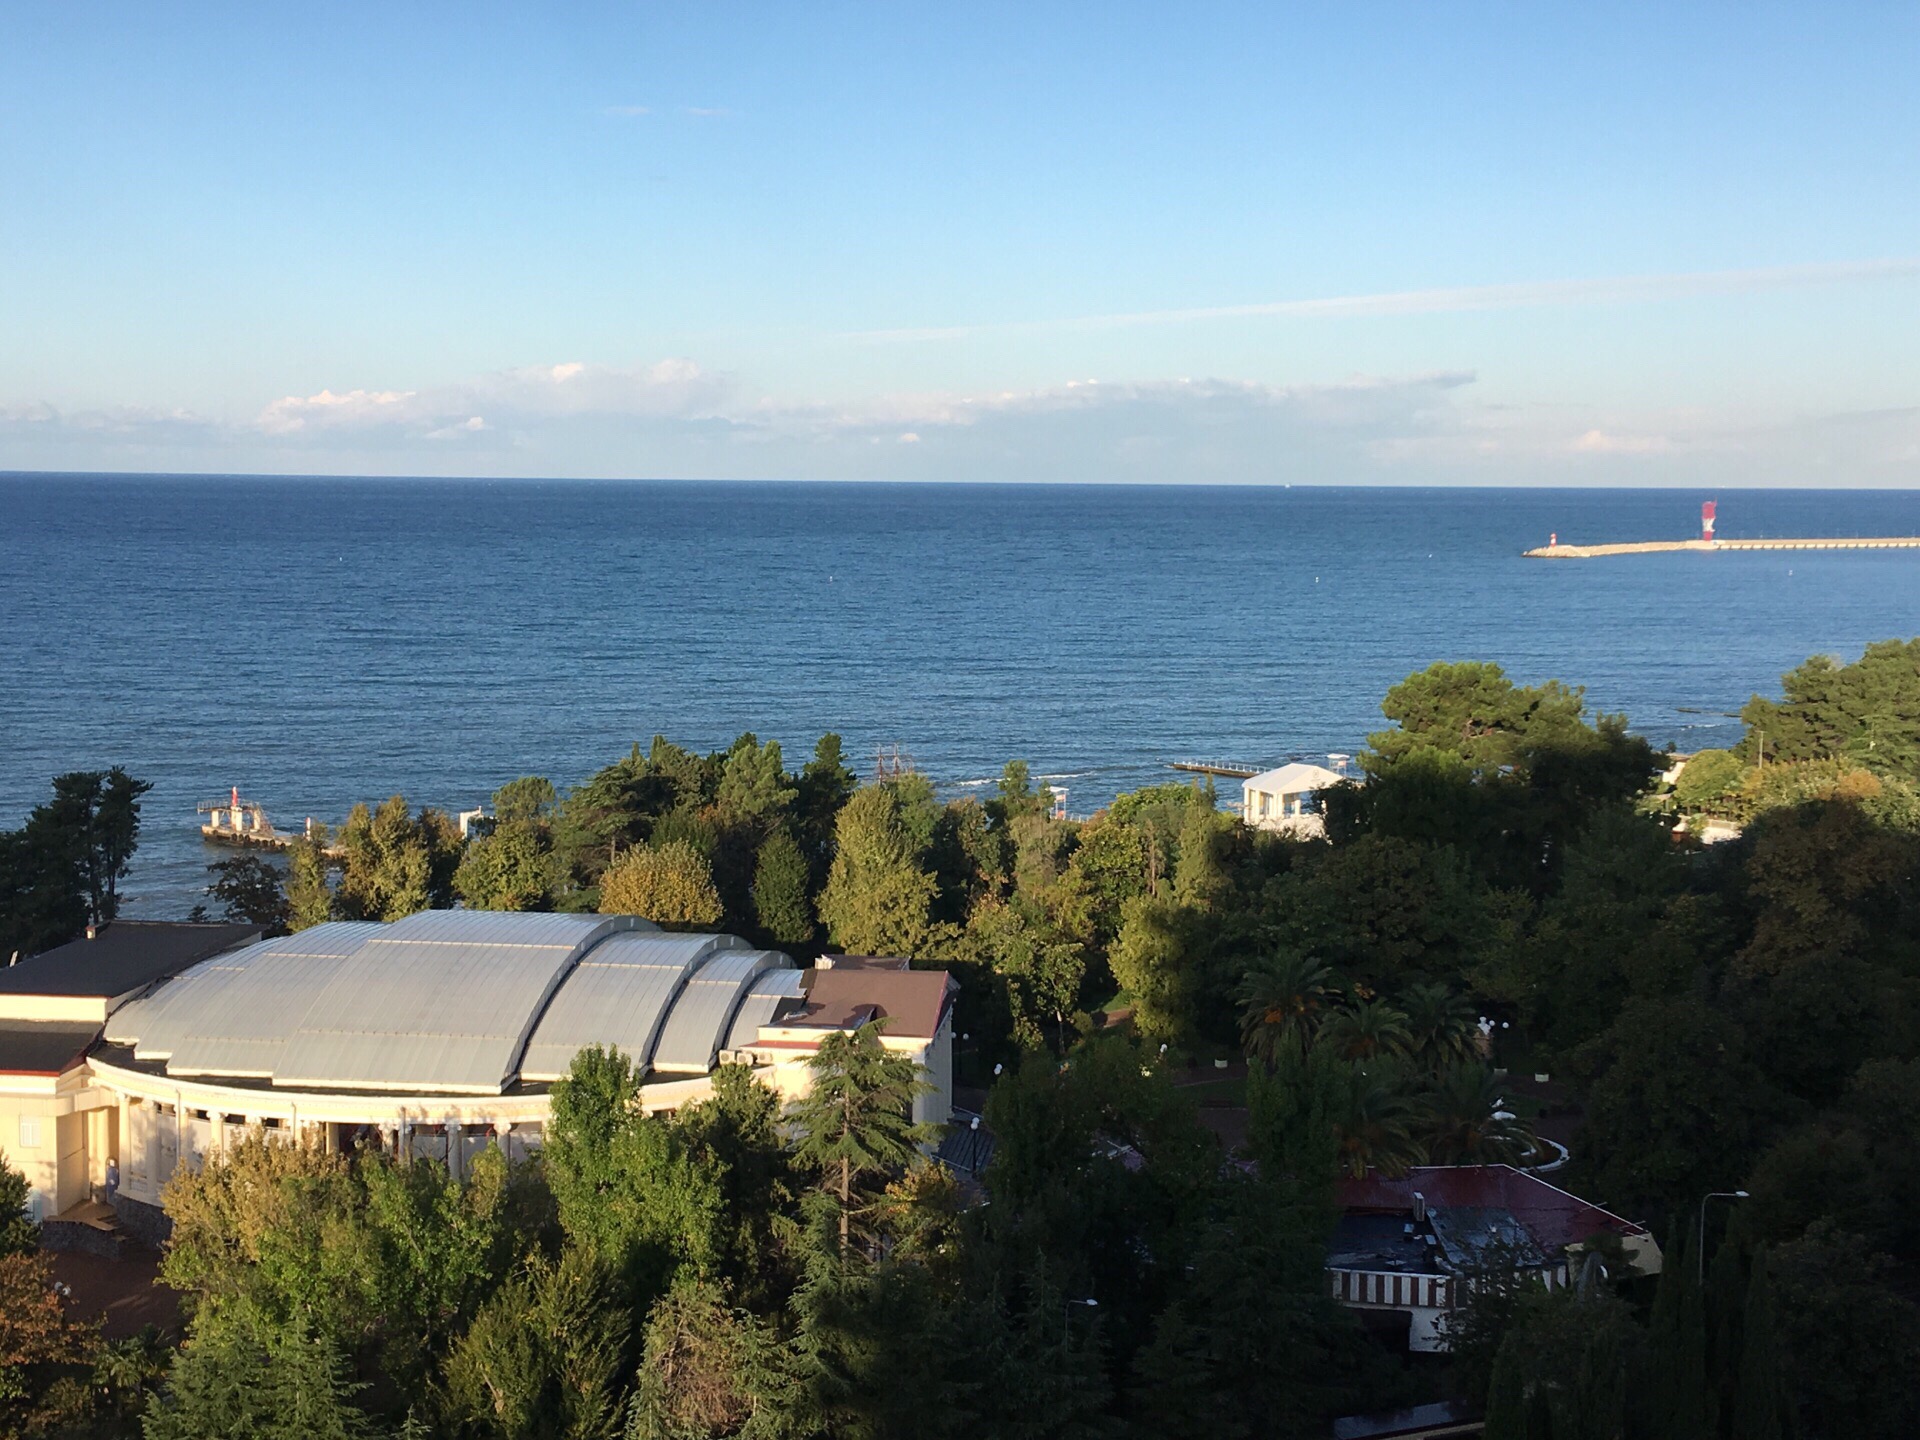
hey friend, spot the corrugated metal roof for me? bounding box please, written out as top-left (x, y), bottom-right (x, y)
top-left (723, 969), bottom-right (808, 1053)
top-left (651, 951), bottom-right (790, 1074)
top-left (518, 933), bottom-right (737, 1083)
top-left (273, 917), bottom-right (647, 1092)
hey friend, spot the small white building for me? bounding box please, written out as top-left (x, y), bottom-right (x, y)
top-left (1241, 762), bottom-right (1346, 838)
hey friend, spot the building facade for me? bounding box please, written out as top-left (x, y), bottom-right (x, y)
top-left (0, 913), bottom-right (955, 1227)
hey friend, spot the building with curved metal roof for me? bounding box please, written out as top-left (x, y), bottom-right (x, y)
top-left (0, 912), bottom-right (955, 1229)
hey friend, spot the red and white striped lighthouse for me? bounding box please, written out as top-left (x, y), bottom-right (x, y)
top-left (1701, 500), bottom-right (1717, 544)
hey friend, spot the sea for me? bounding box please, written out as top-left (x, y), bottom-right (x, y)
top-left (3, 474), bottom-right (1916, 917)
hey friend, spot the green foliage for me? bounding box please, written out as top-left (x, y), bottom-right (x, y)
top-left (1569, 997), bottom-right (1770, 1216)
top-left (625, 1277), bottom-right (798, 1440)
top-left (1108, 894), bottom-right (1202, 1041)
top-left (716, 735), bottom-right (797, 824)
top-left (337, 796), bottom-right (461, 921)
top-left (598, 841), bottom-right (724, 929)
top-left (0, 766), bottom-right (150, 956)
top-left (458, 779), bottom-right (566, 911)
top-left (1672, 748), bottom-right (1747, 812)
top-left (1365, 662), bottom-right (1590, 775)
top-left (959, 897), bottom-right (1085, 1048)
top-left (544, 1048), bottom-right (727, 1303)
top-left (789, 1023), bottom-right (933, 1258)
top-left (816, 785), bottom-right (939, 957)
top-left (1740, 638), bottom-right (1920, 781)
top-left (0, 1157), bottom-right (36, 1260)
top-left (192, 853), bottom-right (292, 932)
top-left (286, 827), bottom-right (339, 931)
top-left (749, 829), bottom-right (814, 947)
top-left (439, 1248), bottom-right (627, 1440)
top-left (144, 1303), bottom-right (376, 1440)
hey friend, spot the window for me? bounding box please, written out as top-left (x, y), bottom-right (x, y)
top-left (18, 1116), bottom-right (41, 1149)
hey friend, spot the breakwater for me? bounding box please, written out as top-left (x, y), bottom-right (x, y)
top-left (1525, 537), bottom-right (1920, 558)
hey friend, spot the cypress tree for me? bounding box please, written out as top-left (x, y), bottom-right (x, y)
top-left (1732, 1251), bottom-right (1793, 1440)
top-left (1706, 1234), bottom-right (1747, 1435)
top-left (1483, 1339), bottom-right (1529, 1440)
top-left (752, 828), bottom-right (815, 946)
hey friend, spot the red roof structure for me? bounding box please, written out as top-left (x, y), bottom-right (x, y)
top-left (1338, 1165), bottom-right (1649, 1254)
top-left (794, 962), bottom-right (955, 1040)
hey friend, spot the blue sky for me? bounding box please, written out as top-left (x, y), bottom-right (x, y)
top-left (2, 2), bottom-right (1916, 483)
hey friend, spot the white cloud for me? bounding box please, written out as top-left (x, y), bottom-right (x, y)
top-left (849, 257), bottom-right (1920, 343)
top-left (1571, 429), bottom-right (1673, 456)
top-left (6, 362), bottom-right (1917, 487)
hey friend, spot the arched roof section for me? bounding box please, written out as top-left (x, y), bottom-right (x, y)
top-left (103, 923), bottom-right (385, 1071)
top-left (651, 950), bottom-right (790, 1075)
top-left (517, 932), bottom-right (749, 1083)
top-left (271, 912), bottom-right (653, 1093)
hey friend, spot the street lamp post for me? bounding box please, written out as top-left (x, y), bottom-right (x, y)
top-left (1697, 1190), bottom-right (1749, 1283)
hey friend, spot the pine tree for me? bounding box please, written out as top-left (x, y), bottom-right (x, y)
top-left (815, 784), bottom-right (938, 957)
top-left (788, 1023), bottom-right (933, 1258)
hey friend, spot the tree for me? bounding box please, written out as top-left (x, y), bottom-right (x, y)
top-left (1108, 894), bottom-right (1205, 1042)
top-left (1672, 748), bottom-right (1747, 813)
top-left (544, 1047), bottom-right (728, 1302)
top-left (1239, 952), bottom-right (1336, 1066)
top-left (1328, 1061), bottom-right (1424, 1179)
top-left (0, 1250), bottom-right (97, 1437)
top-left (1321, 999), bottom-right (1412, 1062)
top-left (788, 1023), bottom-right (932, 1258)
top-left (192, 854), bottom-right (291, 932)
top-left (286, 827), bottom-right (338, 931)
top-left (336, 796), bottom-right (460, 920)
top-left (143, 1303), bottom-right (376, 1440)
top-left (716, 735), bottom-right (797, 824)
top-left (40, 766), bottom-right (152, 925)
top-left (1417, 1062), bottom-right (1534, 1166)
top-left (0, 1155), bottom-right (37, 1259)
top-left (1740, 638), bottom-right (1920, 781)
top-left (816, 785), bottom-right (939, 958)
top-left (1129, 1173), bottom-right (1372, 1438)
top-left (1732, 1250), bottom-right (1793, 1440)
top-left (1398, 980), bottom-right (1480, 1072)
top-left (625, 1276), bottom-right (799, 1440)
top-left (750, 829), bottom-right (814, 947)
top-left (1364, 662), bottom-right (1590, 776)
top-left (439, 1249), bottom-right (627, 1440)
top-left (0, 766), bottom-right (151, 956)
top-left (960, 897), bottom-right (1085, 1049)
top-left (1569, 996), bottom-right (1770, 1217)
top-left (600, 841), bottom-right (724, 929)
top-left (794, 735), bottom-right (856, 884)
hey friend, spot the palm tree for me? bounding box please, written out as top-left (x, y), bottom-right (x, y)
top-left (1417, 1061), bottom-right (1536, 1165)
top-left (1238, 952), bottom-right (1335, 1065)
top-left (1331, 1062), bottom-right (1424, 1178)
top-left (1322, 998), bottom-right (1412, 1062)
top-left (1400, 981), bottom-right (1481, 1073)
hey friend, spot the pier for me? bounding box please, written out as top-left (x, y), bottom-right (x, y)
top-left (1525, 500), bottom-right (1920, 558)
top-left (1170, 761), bottom-right (1263, 779)
top-left (1526, 537), bottom-right (1920, 559)
top-left (198, 788), bottom-right (330, 853)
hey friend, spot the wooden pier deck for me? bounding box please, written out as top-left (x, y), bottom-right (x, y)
top-left (1525, 537), bottom-right (1920, 558)
top-left (1170, 761), bottom-right (1264, 779)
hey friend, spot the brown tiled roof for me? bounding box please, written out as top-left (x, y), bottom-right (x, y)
top-left (795, 967), bottom-right (954, 1039)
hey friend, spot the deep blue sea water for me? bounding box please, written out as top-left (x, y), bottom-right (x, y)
top-left (3, 474), bottom-right (1917, 916)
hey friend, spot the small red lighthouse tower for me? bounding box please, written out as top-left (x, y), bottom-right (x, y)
top-left (1701, 500), bottom-right (1717, 544)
